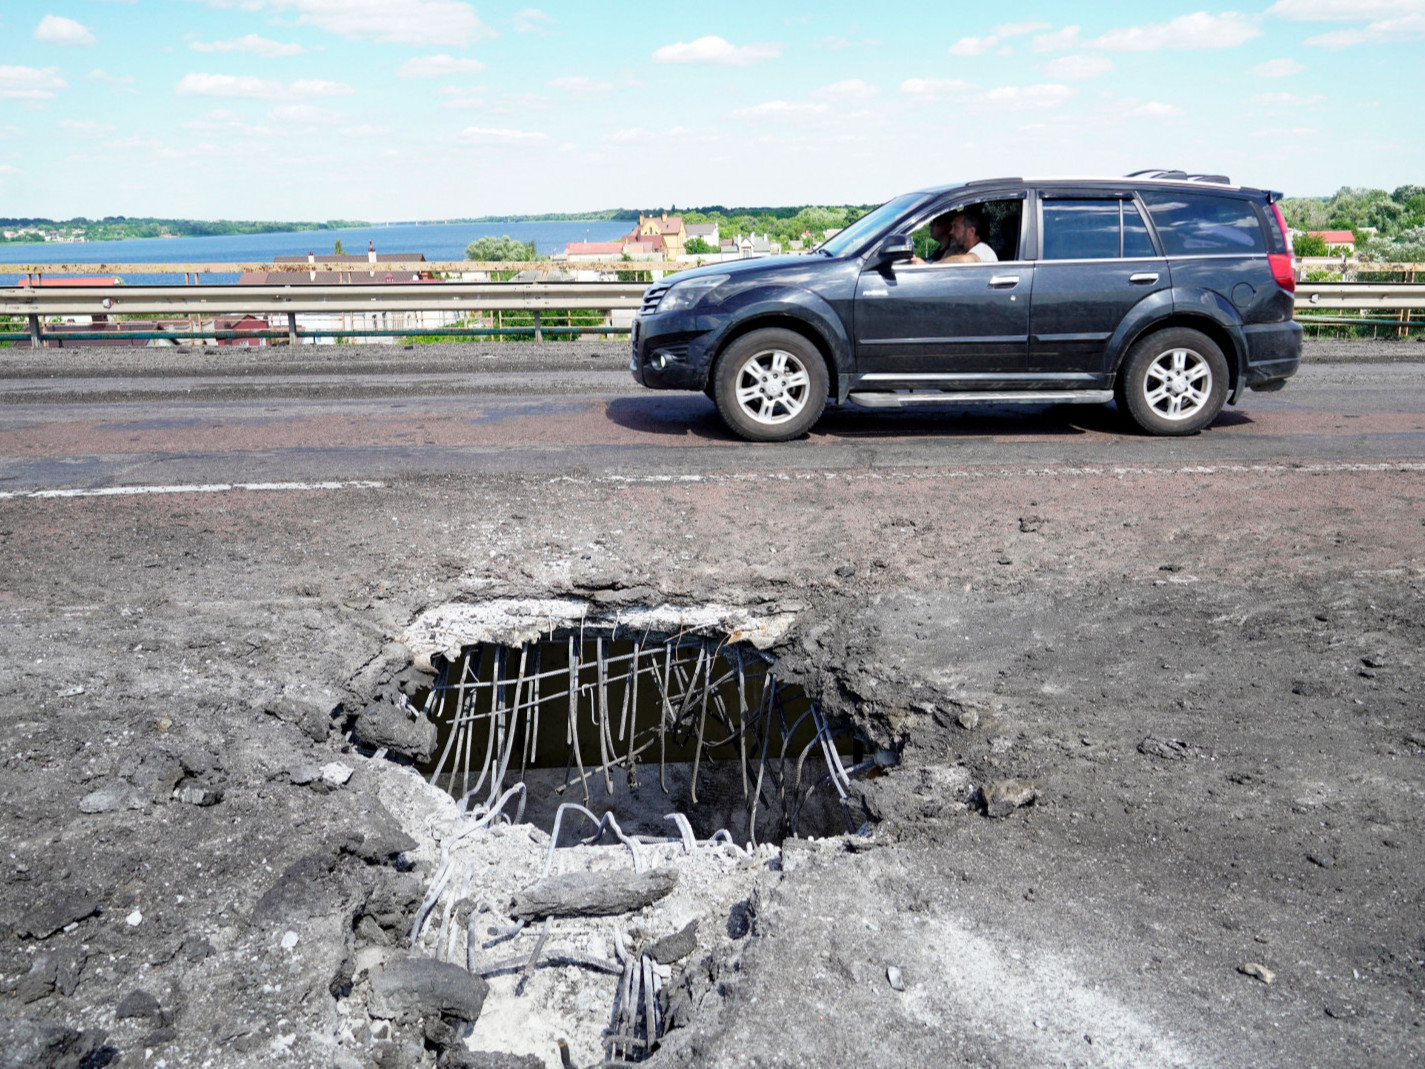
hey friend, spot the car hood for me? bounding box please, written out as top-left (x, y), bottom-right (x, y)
top-left (670, 254), bottom-right (824, 284)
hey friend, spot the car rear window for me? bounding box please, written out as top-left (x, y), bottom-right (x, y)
top-left (1042, 200), bottom-right (1120, 260)
top-left (1140, 191), bottom-right (1266, 255)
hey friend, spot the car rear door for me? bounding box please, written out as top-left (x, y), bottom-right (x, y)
top-left (1028, 190), bottom-right (1170, 382)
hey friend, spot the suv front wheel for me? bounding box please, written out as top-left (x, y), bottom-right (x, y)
top-left (713, 329), bottom-right (828, 442)
top-left (1117, 328), bottom-right (1229, 436)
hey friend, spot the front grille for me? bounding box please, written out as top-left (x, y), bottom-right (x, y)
top-left (640, 282), bottom-right (672, 316)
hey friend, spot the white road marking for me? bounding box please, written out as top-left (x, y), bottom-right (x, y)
top-left (553, 461), bottom-right (1425, 486)
top-left (0, 480), bottom-right (385, 500)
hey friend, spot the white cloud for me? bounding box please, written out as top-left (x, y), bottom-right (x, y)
top-left (175, 73), bottom-right (354, 99)
top-left (1252, 57), bottom-right (1304, 76)
top-left (976, 83), bottom-right (1076, 109)
top-left (900, 77), bottom-right (976, 97)
top-left (509, 8), bottom-right (554, 33)
top-left (440, 96), bottom-right (485, 109)
top-left (814, 78), bottom-right (880, 101)
top-left (949, 35), bottom-right (999, 56)
top-left (1267, 0), bottom-right (1424, 18)
top-left (1305, 13), bottom-right (1425, 45)
top-left (60, 119), bottom-right (114, 132)
top-left (1129, 101), bottom-right (1184, 118)
top-left (607, 127), bottom-right (652, 143)
top-left (0, 164), bottom-right (24, 174)
top-left (88, 69), bottom-right (136, 85)
top-left (1043, 54), bottom-right (1114, 79)
top-left (549, 75), bottom-right (614, 94)
top-left (652, 36), bottom-right (781, 65)
top-left (995, 21), bottom-right (1052, 36)
top-left (340, 123), bottom-right (388, 136)
top-left (1090, 12), bottom-right (1262, 50)
top-left (1250, 91), bottom-right (1325, 104)
top-left (398, 54), bottom-right (485, 77)
top-left (269, 103), bottom-right (345, 123)
top-left (1033, 25), bottom-right (1080, 51)
top-left (190, 0), bottom-right (496, 48)
top-left (35, 15), bottom-right (96, 46)
top-left (459, 126), bottom-right (547, 144)
top-left (732, 100), bottom-right (830, 117)
top-left (191, 35), bottom-right (306, 56)
top-left (0, 66), bottom-right (67, 100)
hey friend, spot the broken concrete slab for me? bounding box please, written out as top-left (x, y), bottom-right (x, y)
top-left (352, 701), bottom-right (438, 763)
top-left (15, 894), bottom-right (101, 940)
top-left (647, 919), bottom-right (699, 964)
top-left (510, 868), bottom-right (679, 919)
top-left (369, 957), bottom-right (490, 1024)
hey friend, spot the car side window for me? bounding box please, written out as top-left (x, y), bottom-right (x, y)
top-left (1042, 199), bottom-right (1121, 260)
top-left (1139, 191), bottom-right (1266, 255)
top-left (1123, 202), bottom-right (1157, 258)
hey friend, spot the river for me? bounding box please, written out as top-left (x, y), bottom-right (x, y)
top-left (0, 219), bottom-right (632, 284)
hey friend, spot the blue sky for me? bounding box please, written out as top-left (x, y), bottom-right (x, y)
top-left (2, 0), bottom-right (1422, 220)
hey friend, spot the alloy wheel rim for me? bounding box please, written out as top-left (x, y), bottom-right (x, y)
top-left (1143, 347), bottom-right (1212, 421)
top-left (734, 349), bottom-right (811, 425)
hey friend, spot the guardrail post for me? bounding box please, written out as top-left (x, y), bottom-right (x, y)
top-left (287, 312), bottom-right (298, 346)
top-left (27, 314), bottom-right (42, 349)
top-left (533, 310), bottom-right (542, 342)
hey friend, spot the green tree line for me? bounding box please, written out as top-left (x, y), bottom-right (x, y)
top-left (1282, 185), bottom-right (1425, 261)
top-left (0, 217), bottom-right (369, 243)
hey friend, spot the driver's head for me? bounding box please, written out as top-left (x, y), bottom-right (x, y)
top-left (929, 213), bottom-right (956, 244)
top-left (952, 207), bottom-right (989, 249)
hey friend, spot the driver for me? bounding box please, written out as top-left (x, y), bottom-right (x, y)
top-left (937, 206), bottom-right (997, 263)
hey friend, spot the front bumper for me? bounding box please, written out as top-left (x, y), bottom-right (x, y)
top-left (628, 310), bottom-right (722, 391)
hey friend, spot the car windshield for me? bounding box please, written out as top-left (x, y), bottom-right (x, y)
top-left (816, 193), bottom-right (929, 257)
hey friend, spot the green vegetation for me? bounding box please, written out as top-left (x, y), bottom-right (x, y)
top-left (679, 204), bottom-right (876, 247)
top-left (0, 217), bottom-right (369, 243)
top-left (684, 236), bottom-right (716, 255)
top-left (1280, 185), bottom-right (1425, 261)
top-left (333, 239), bottom-right (345, 256)
top-left (404, 309), bottom-right (609, 344)
top-left (1292, 232), bottom-right (1328, 257)
top-left (448, 210), bottom-right (641, 223)
top-left (0, 314), bottom-right (23, 347)
top-left (464, 235), bottom-right (537, 261)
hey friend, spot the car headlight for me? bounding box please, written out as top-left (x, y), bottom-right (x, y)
top-left (656, 275), bottom-right (728, 314)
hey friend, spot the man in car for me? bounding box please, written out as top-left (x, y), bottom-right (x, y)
top-left (937, 206), bottom-right (997, 263)
top-left (911, 212), bottom-right (960, 264)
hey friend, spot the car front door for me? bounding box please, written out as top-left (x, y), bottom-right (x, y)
top-left (852, 194), bottom-right (1032, 382)
top-left (1029, 191), bottom-right (1171, 381)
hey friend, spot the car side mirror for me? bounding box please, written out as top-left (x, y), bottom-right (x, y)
top-left (876, 234), bottom-right (915, 269)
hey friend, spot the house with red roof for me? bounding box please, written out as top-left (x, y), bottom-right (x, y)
top-left (1307, 230), bottom-right (1356, 252)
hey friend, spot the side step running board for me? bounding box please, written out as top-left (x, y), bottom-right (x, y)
top-left (846, 390), bottom-right (1114, 409)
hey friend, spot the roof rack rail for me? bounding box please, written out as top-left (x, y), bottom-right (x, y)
top-left (1125, 169), bottom-right (1232, 185)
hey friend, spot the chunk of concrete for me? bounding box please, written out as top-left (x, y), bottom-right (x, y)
top-left (369, 957), bottom-right (490, 1024)
top-left (647, 919), bottom-right (699, 964)
top-left (78, 782), bottom-right (145, 814)
top-left (510, 868), bottom-right (678, 919)
top-left (15, 894), bottom-right (100, 940)
top-left (983, 779), bottom-right (1038, 818)
top-left (352, 701), bottom-right (437, 763)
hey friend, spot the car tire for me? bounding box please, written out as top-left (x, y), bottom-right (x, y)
top-left (1117, 328), bottom-right (1229, 436)
top-left (713, 329), bottom-right (828, 442)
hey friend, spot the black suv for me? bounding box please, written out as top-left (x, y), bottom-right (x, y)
top-left (630, 173), bottom-right (1301, 441)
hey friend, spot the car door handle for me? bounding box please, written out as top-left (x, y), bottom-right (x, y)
top-left (1129, 272), bottom-right (1160, 284)
top-left (989, 275), bottom-right (1020, 288)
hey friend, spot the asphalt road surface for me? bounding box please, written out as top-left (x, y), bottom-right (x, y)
top-left (2, 342), bottom-right (1424, 492)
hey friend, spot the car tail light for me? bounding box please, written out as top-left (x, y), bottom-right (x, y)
top-left (1269, 202), bottom-right (1295, 293)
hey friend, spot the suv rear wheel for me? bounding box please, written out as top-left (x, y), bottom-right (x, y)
top-left (713, 329), bottom-right (828, 442)
top-left (1117, 328), bottom-right (1229, 436)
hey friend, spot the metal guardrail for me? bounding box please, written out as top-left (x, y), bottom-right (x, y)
top-left (1, 260), bottom-right (663, 278)
top-left (2, 275), bottom-right (1421, 348)
top-left (0, 280), bottom-right (650, 346)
